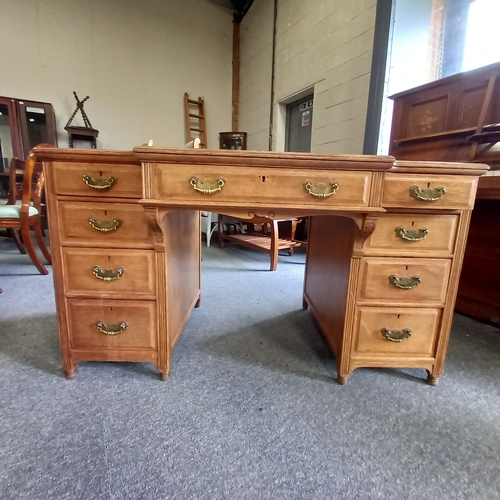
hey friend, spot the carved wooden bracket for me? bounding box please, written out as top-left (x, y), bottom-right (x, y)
top-left (353, 214), bottom-right (378, 256)
top-left (143, 206), bottom-right (165, 249)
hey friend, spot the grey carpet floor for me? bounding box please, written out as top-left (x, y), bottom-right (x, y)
top-left (0, 236), bottom-right (499, 500)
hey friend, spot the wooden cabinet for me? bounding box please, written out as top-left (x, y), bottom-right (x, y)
top-left (0, 96), bottom-right (57, 167)
top-left (0, 96), bottom-right (57, 203)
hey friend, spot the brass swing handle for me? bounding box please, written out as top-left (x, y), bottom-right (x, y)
top-left (395, 227), bottom-right (429, 241)
top-left (409, 185), bottom-right (446, 202)
top-left (93, 266), bottom-right (125, 281)
top-left (190, 177), bottom-right (225, 194)
top-left (389, 274), bottom-right (421, 289)
top-left (89, 218), bottom-right (123, 233)
top-left (382, 327), bottom-right (412, 342)
top-left (304, 181), bottom-right (339, 198)
top-left (96, 321), bottom-right (128, 336)
top-left (83, 174), bottom-right (118, 190)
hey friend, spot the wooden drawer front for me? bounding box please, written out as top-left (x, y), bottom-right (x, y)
top-left (364, 214), bottom-right (459, 256)
top-left (156, 165), bottom-right (372, 208)
top-left (52, 162), bottom-right (143, 198)
top-left (382, 174), bottom-right (477, 209)
top-left (63, 248), bottom-right (156, 298)
top-left (354, 307), bottom-right (440, 356)
top-left (358, 257), bottom-right (451, 305)
top-left (68, 299), bottom-right (157, 350)
top-left (59, 201), bottom-right (152, 248)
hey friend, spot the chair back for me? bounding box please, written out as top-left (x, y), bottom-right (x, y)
top-left (7, 157), bottom-right (25, 204)
top-left (19, 153), bottom-right (44, 221)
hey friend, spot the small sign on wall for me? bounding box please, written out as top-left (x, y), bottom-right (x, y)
top-left (301, 110), bottom-right (310, 127)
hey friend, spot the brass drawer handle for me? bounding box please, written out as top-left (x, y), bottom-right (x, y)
top-left (96, 321), bottom-right (128, 335)
top-left (409, 185), bottom-right (446, 202)
top-left (382, 327), bottom-right (412, 342)
top-left (304, 181), bottom-right (339, 198)
top-left (89, 217), bottom-right (123, 233)
top-left (92, 266), bottom-right (125, 281)
top-left (389, 274), bottom-right (421, 289)
top-left (190, 177), bottom-right (225, 194)
top-left (83, 174), bottom-right (117, 190)
top-left (395, 227), bottom-right (429, 241)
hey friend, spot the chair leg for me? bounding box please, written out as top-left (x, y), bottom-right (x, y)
top-left (218, 214), bottom-right (225, 248)
top-left (21, 225), bottom-right (48, 275)
top-left (7, 228), bottom-right (27, 254)
top-left (288, 219), bottom-right (299, 256)
top-left (207, 223), bottom-right (219, 248)
top-left (34, 220), bottom-right (51, 264)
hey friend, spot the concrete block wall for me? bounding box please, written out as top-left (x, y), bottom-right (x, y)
top-left (240, 0), bottom-right (377, 153)
top-left (239, 0), bottom-right (275, 152)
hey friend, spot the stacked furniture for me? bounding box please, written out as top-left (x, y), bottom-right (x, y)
top-left (389, 61), bottom-right (500, 326)
top-left (36, 145), bottom-right (487, 384)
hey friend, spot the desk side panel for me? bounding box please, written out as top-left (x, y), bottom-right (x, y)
top-left (304, 216), bottom-right (356, 363)
top-left (164, 209), bottom-right (201, 348)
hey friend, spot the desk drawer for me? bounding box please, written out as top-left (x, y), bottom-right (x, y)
top-left (354, 307), bottom-right (440, 356)
top-left (67, 299), bottom-right (157, 350)
top-left (58, 201), bottom-right (152, 248)
top-left (52, 162), bottom-right (143, 198)
top-left (156, 165), bottom-right (372, 209)
top-left (382, 174), bottom-right (477, 209)
top-left (358, 257), bottom-right (451, 305)
top-left (363, 214), bottom-right (459, 256)
top-left (63, 248), bottom-right (156, 298)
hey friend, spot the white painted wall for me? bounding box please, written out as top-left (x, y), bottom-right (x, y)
top-left (0, 0), bottom-right (233, 150)
top-left (240, 0), bottom-right (377, 154)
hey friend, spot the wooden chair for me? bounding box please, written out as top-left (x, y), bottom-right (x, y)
top-left (1, 158), bottom-right (26, 254)
top-left (0, 153), bottom-right (51, 274)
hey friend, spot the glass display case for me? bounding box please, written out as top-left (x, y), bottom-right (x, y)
top-left (0, 96), bottom-right (57, 205)
top-left (0, 96), bottom-right (57, 167)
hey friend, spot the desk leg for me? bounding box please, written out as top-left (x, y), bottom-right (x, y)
top-left (64, 366), bottom-right (77, 379)
top-left (426, 370), bottom-right (439, 386)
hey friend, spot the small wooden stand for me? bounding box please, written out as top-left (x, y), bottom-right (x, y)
top-left (65, 125), bottom-right (99, 148)
top-left (65, 92), bottom-right (99, 148)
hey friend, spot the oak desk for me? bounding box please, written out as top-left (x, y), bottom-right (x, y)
top-left (35, 146), bottom-right (487, 385)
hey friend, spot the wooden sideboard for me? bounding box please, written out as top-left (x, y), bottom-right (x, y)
top-left (35, 146), bottom-right (487, 385)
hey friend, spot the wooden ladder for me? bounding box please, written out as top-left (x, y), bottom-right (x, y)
top-left (184, 92), bottom-right (207, 148)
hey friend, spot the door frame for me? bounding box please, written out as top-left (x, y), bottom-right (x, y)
top-left (275, 86), bottom-right (315, 152)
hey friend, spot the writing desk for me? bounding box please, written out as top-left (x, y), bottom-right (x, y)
top-left (35, 146), bottom-right (487, 385)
